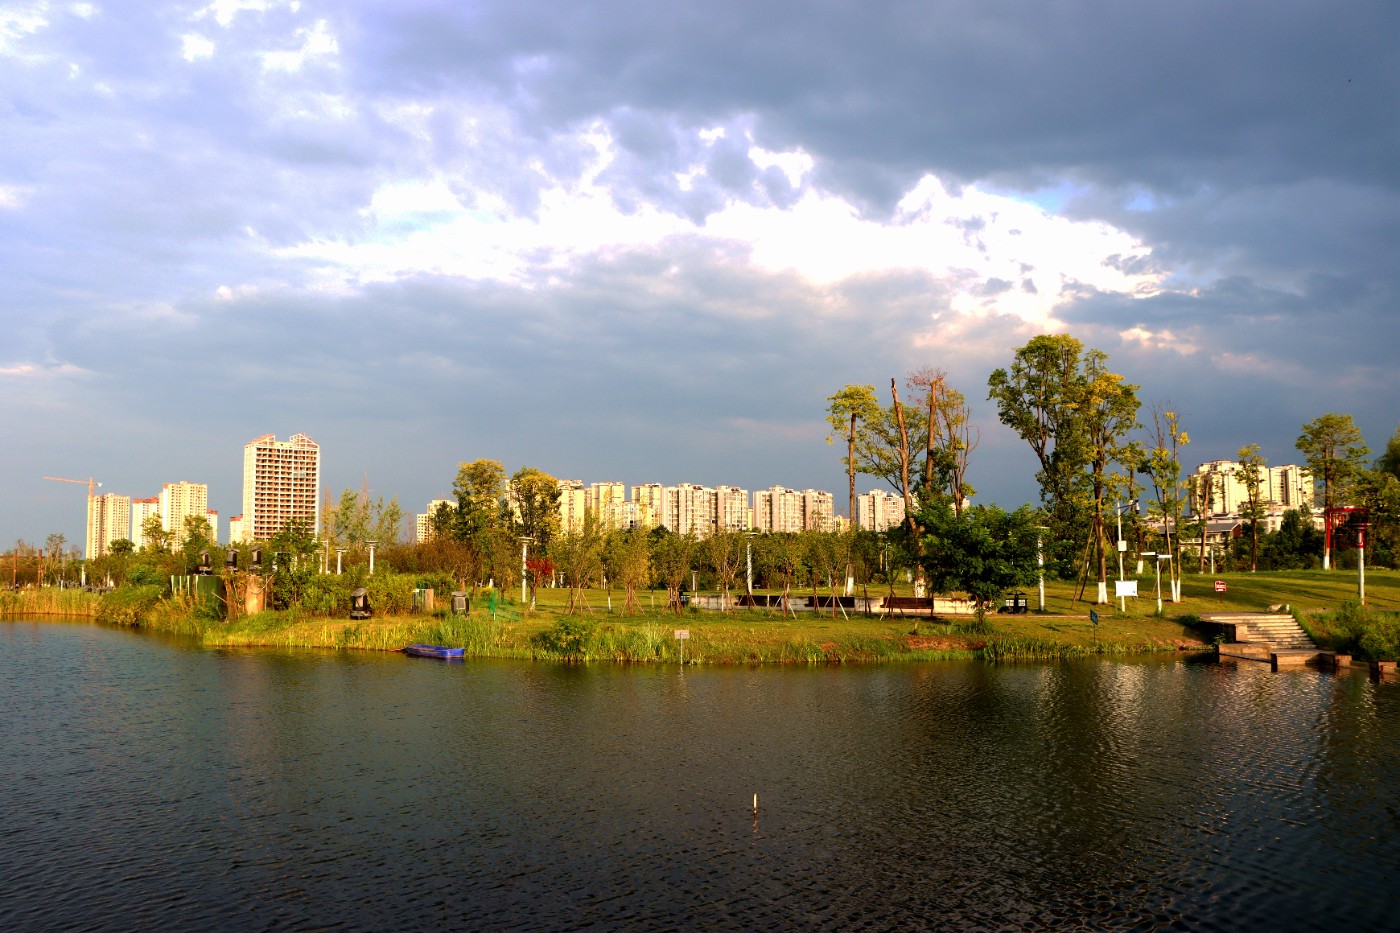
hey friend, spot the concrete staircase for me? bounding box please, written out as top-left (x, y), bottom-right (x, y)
top-left (1206, 612), bottom-right (1316, 650)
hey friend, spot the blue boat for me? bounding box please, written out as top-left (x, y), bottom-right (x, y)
top-left (403, 644), bottom-right (465, 660)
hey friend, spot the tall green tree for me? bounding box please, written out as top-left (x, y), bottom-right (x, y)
top-left (826, 384), bottom-right (882, 526)
top-left (1140, 406), bottom-right (1188, 601)
top-left (1235, 444), bottom-right (1268, 572)
top-left (988, 334), bottom-right (1138, 591)
top-left (508, 466), bottom-right (562, 552)
top-left (1297, 413), bottom-right (1369, 569)
top-left (1297, 413), bottom-right (1370, 512)
top-left (450, 459), bottom-right (508, 542)
top-left (1080, 352), bottom-right (1141, 603)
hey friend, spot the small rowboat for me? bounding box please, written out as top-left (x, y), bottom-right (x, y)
top-left (403, 644), bottom-right (465, 660)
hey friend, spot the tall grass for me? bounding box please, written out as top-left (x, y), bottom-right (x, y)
top-left (0, 588), bottom-right (101, 617)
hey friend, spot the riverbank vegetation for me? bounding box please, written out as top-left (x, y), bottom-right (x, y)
top-left (9, 568), bottom-right (1400, 663)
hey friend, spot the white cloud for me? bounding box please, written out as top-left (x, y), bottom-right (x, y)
top-left (0, 3), bottom-right (50, 58)
top-left (180, 33), bottom-right (215, 62)
top-left (273, 125), bottom-right (1167, 331)
top-left (1120, 326), bottom-right (1199, 355)
top-left (259, 18), bottom-right (337, 72)
top-left (0, 185), bottom-right (33, 209)
top-left (199, 0), bottom-right (280, 29)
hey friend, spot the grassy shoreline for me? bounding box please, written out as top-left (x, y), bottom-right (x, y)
top-left (6, 569), bottom-right (1398, 663)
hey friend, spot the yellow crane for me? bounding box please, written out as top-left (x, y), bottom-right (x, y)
top-left (43, 476), bottom-right (102, 498)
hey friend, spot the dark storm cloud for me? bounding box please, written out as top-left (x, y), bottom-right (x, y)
top-left (4, 0), bottom-right (1399, 542)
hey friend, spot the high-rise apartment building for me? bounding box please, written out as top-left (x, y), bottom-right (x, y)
top-left (587, 482), bottom-right (628, 530)
top-left (228, 515), bottom-right (247, 545)
top-left (800, 489), bottom-right (835, 531)
top-left (1192, 460), bottom-right (1314, 516)
top-left (557, 480), bottom-right (587, 534)
top-left (131, 497), bottom-right (160, 550)
top-left (242, 433), bottom-right (321, 542)
top-left (160, 481), bottom-right (210, 548)
top-left (631, 483), bottom-right (665, 530)
top-left (715, 486), bottom-right (752, 532)
top-left (754, 486), bottom-right (805, 534)
top-left (857, 489), bottom-right (907, 532)
top-left (86, 493), bottom-right (131, 559)
top-left (416, 499), bottom-right (455, 542)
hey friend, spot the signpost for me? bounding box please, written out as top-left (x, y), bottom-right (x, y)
top-left (675, 628), bottom-right (690, 666)
top-left (1214, 580), bottom-right (1226, 604)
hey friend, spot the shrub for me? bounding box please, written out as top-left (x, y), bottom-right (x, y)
top-left (96, 585), bottom-right (164, 627)
top-left (533, 618), bottom-right (598, 660)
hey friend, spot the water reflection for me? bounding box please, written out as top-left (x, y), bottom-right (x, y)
top-left (3, 623), bottom-right (1400, 930)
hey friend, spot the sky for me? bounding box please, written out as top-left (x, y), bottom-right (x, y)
top-left (4, 0), bottom-right (1399, 547)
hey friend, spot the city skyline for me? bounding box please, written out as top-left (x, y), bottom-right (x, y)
top-left (5, 1), bottom-right (1398, 547)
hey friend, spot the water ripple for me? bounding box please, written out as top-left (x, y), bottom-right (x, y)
top-left (4, 624), bottom-right (1400, 930)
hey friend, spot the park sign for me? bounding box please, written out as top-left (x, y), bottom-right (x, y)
top-left (1215, 581), bottom-right (1227, 593)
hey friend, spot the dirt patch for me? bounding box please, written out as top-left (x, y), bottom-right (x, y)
top-left (903, 634), bottom-right (983, 651)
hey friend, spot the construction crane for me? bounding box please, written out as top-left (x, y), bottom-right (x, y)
top-left (44, 476), bottom-right (102, 498)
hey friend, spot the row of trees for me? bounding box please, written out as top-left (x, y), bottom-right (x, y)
top-left (829, 333), bottom-right (1400, 605)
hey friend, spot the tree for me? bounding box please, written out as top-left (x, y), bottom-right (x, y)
top-left (1297, 413), bottom-right (1370, 570)
top-left (1297, 413), bottom-right (1370, 513)
top-left (913, 369), bottom-right (978, 514)
top-left (1080, 352), bottom-right (1141, 603)
top-left (826, 385), bottom-right (882, 526)
top-left (701, 529), bottom-right (744, 613)
top-left (509, 467), bottom-right (562, 552)
top-left (451, 459), bottom-right (508, 542)
top-left (651, 530), bottom-right (697, 615)
top-left (988, 334), bottom-right (1138, 592)
top-left (139, 515), bottom-right (171, 553)
top-left (1234, 445), bottom-right (1268, 572)
top-left (604, 529), bottom-right (652, 614)
top-left (1139, 406), bottom-right (1188, 602)
top-left (913, 500), bottom-right (1041, 621)
top-left (1377, 424), bottom-right (1400, 480)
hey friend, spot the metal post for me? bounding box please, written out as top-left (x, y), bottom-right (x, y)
top-left (1036, 528), bottom-right (1046, 612)
top-left (1359, 541), bottom-right (1366, 605)
top-left (367, 540), bottom-right (377, 575)
top-left (520, 537), bottom-right (532, 605)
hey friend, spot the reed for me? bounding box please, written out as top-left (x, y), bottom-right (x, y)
top-left (0, 588), bottom-right (101, 617)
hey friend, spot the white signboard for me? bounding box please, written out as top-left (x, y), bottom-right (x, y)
top-left (1114, 580), bottom-right (1139, 598)
top-left (674, 629), bottom-right (690, 640)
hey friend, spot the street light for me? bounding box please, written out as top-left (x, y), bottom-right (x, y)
top-left (745, 532), bottom-right (758, 597)
top-left (519, 536), bottom-right (535, 605)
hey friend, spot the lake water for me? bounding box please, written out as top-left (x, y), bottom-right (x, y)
top-left (3, 621), bottom-right (1399, 931)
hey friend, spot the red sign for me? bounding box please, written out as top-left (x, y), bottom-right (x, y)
top-left (1214, 581), bottom-right (1227, 593)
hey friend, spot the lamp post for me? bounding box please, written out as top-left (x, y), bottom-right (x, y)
top-left (1034, 526), bottom-right (1047, 612)
top-left (519, 536), bottom-right (534, 605)
top-left (746, 532), bottom-right (758, 596)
